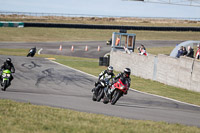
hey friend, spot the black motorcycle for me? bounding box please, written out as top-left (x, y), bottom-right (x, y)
top-left (27, 48), bottom-right (36, 57)
top-left (92, 78), bottom-right (110, 102)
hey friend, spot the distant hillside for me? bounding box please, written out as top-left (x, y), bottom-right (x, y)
top-left (0, 14), bottom-right (200, 27)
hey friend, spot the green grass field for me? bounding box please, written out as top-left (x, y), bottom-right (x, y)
top-left (1, 99), bottom-right (200, 133)
top-left (0, 27), bottom-right (200, 42)
top-left (0, 49), bottom-right (200, 132)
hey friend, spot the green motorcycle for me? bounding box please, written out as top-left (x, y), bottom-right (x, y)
top-left (1, 69), bottom-right (12, 91)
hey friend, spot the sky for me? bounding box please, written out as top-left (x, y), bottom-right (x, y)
top-left (0, 0), bottom-right (200, 19)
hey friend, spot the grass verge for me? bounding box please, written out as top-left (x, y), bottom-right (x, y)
top-left (1, 99), bottom-right (200, 133)
top-left (1, 27), bottom-right (200, 42)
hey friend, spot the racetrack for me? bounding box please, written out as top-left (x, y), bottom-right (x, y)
top-left (0, 55), bottom-right (200, 127)
top-left (0, 40), bottom-right (182, 58)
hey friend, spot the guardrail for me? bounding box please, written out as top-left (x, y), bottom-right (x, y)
top-left (24, 22), bottom-right (200, 32)
top-left (0, 21), bottom-right (24, 27)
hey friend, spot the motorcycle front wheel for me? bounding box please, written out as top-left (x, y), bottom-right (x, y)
top-left (92, 88), bottom-right (97, 101)
top-left (96, 88), bottom-right (104, 102)
top-left (111, 90), bottom-right (122, 105)
top-left (2, 80), bottom-right (8, 91)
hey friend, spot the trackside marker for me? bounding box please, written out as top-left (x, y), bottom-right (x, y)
top-left (97, 46), bottom-right (100, 51)
top-left (38, 48), bottom-right (43, 55)
top-left (85, 45), bottom-right (88, 51)
top-left (71, 45), bottom-right (74, 52)
top-left (59, 45), bottom-right (62, 51)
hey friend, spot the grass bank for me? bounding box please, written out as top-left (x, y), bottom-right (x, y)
top-left (1, 27), bottom-right (200, 42)
top-left (1, 99), bottom-right (200, 133)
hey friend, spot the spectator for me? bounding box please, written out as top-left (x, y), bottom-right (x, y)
top-left (115, 36), bottom-right (120, 46)
top-left (182, 47), bottom-right (187, 56)
top-left (176, 46), bottom-right (184, 58)
top-left (195, 44), bottom-right (200, 59)
top-left (137, 45), bottom-right (147, 56)
top-left (185, 46), bottom-right (194, 58)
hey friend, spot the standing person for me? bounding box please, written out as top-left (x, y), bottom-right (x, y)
top-left (115, 36), bottom-right (120, 46)
top-left (176, 46), bottom-right (184, 58)
top-left (182, 47), bottom-right (188, 56)
top-left (0, 58), bottom-right (15, 84)
top-left (195, 44), bottom-right (200, 59)
top-left (137, 45), bottom-right (147, 56)
top-left (185, 46), bottom-right (194, 58)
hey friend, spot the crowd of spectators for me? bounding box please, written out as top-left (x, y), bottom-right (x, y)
top-left (136, 44), bottom-right (200, 59)
top-left (176, 45), bottom-right (197, 58)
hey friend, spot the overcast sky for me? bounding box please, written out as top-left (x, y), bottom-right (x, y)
top-left (0, 0), bottom-right (200, 19)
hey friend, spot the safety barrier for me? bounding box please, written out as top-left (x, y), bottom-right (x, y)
top-left (110, 51), bottom-right (200, 92)
top-left (0, 21), bottom-right (24, 27)
top-left (24, 22), bottom-right (200, 32)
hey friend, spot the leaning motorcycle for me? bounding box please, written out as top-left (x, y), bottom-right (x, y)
top-left (27, 48), bottom-right (36, 57)
top-left (92, 78), bottom-right (110, 102)
top-left (1, 69), bottom-right (12, 91)
top-left (103, 78), bottom-right (128, 105)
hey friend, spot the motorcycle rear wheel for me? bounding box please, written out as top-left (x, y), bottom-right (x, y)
top-left (103, 96), bottom-right (109, 104)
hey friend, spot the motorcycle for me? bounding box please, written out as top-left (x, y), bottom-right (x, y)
top-left (27, 48), bottom-right (36, 57)
top-left (1, 69), bottom-right (12, 91)
top-left (103, 78), bottom-right (128, 105)
top-left (106, 38), bottom-right (112, 45)
top-left (92, 78), bottom-right (110, 102)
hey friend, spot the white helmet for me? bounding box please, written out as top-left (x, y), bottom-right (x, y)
top-left (107, 66), bottom-right (113, 74)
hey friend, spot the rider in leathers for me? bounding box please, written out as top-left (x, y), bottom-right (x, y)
top-left (0, 58), bottom-right (15, 85)
top-left (92, 66), bottom-right (115, 95)
top-left (108, 68), bottom-right (131, 95)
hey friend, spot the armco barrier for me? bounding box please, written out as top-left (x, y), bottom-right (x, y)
top-left (24, 22), bottom-right (200, 32)
top-left (0, 21), bottom-right (24, 27)
top-left (110, 51), bottom-right (200, 92)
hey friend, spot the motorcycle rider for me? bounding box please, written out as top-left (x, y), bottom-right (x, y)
top-left (27, 46), bottom-right (36, 57)
top-left (92, 66), bottom-right (115, 95)
top-left (108, 68), bottom-right (131, 96)
top-left (0, 58), bottom-right (15, 85)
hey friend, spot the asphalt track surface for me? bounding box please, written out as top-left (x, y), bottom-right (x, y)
top-left (0, 41), bottom-right (200, 127)
top-left (0, 55), bottom-right (200, 127)
top-left (0, 40), bottom-right (183, 58)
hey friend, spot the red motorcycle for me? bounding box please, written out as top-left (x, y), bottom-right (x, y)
top-left (103, 78), bottom-right (128, 105)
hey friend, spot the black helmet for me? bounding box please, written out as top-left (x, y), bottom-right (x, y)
top-left (6, 58), bottom-right (11, 63)
top-left (124, 68), bottom-right (131, 78)
top-left (107, 66), bottom-right (113, 74)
